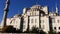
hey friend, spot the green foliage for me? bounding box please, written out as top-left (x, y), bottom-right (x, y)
top-left (15, 29), bottom-right (22, 33)
top-left (30, 27), bottom-right (39, 33)
top-left (2, 25), bottom-right (23, 33)
top-left (2, 25), bottom-right (16, 33)
top-left (1, 25), bottom-right (47, 33)
top-left (58, 32), bottom-right (60, 34)
top-left (24, 27), bottom-right (46, 34)
top-left (48, 31), bottom-right (57, 34)
top-left (39, 30), bottom-right (46, 34)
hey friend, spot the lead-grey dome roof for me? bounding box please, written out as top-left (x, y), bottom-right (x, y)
top-left (30, 5), bottom-right (42, 9)
top-left (14, 14), bottom-right (21, 18)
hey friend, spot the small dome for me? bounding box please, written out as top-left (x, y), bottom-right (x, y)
top-left (14, 14), bottom-right (21, 18)
top-left (30, 5), bottom-right (42, 9)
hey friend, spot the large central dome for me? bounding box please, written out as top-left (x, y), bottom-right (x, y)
top-left (30, 5), bottom-right (42, 9)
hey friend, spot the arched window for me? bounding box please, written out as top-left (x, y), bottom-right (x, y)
top-left (10, 19), bottom-right (15, 24)
top-left (31, 19), bottom-right (33, 23)
top-left (35, 19), bottom-right (37, 23)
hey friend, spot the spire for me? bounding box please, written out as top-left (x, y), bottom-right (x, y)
top-left (56, 3), bottom-right (58, 14)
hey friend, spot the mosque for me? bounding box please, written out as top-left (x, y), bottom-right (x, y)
top-left (1, 3), bottom-right (60, 33)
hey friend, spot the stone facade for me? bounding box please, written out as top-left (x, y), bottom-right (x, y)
top-left (1, 4), bottom-right (60, 33)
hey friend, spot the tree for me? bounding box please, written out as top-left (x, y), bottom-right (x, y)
top-left (2, 25), bottom-right (16, 33)
top-left (23, 27), bottom-right (46, 34)
top-left (58, 32), bottom-right (60, 34)
top-left (39, 30), bottom-right (46, 34)
top-left (30, 27), bottom-right (39, 33)
top-left (15, 29), bottom-right (22, 33)
top-left (30, 27), bottom-right (46, 34)
top-left (48, 31), bottom-right (57, 34)
top-left (24, 27), bottom-right (39, 33)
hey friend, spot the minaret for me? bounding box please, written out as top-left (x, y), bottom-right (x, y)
top-left (2, 0), bottom-right (10, 27)
top-left (56, 4), bottom-right (58, 14)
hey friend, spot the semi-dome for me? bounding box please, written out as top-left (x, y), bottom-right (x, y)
top-left (30, 5), bottom-right (42, 9)
top-left (14, 14), bottom-right (21, 18)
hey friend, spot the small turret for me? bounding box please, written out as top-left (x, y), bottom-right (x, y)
top-left (56, 4), bottom-right (58, 14)
top-left (23, 8), bottom-right (27, 14)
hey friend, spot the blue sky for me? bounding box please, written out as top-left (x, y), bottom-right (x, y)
top-left (0, 0), bottom-right (60, 23)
